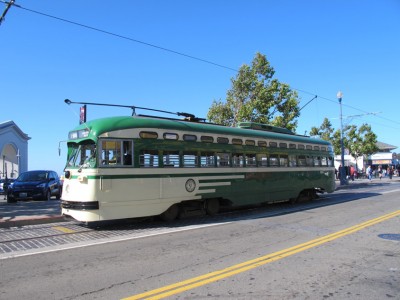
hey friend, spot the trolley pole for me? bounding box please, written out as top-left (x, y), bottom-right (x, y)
top-left (337, 91), bottom-right (347, 185)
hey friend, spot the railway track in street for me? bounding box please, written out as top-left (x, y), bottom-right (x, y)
top-left (0, 183), bottom-right (394, 259)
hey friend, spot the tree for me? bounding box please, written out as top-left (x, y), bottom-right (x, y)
top-left (310, 118), bottom-right (335, 142)
top-left (345, 124), bottom-right (379, 170)
top-left (311, 119), bottom-right (380, 170)
top-left (207, 53), bottom-right (300, 131)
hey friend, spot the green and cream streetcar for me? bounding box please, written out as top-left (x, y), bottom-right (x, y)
top-left (61, 101), bottom-right (335, 223)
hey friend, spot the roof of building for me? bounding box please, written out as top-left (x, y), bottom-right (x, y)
top-left (377, 141), bottom-right (397, 151)
top-left (0, 120), bottom-right (31, 140)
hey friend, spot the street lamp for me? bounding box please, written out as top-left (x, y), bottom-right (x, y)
top-left (337, 91), bottom-right (347, 185)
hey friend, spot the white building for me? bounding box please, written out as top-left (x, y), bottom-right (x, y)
top-left (0, 121), bottom-right (30, 179)
top-left (334, 141), bottom-right (397, 173)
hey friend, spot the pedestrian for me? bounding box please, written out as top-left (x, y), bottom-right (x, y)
top-left (378, 165), bottom-right (383, 180)
top-left (388, 166), bottom-right (394, 179)
top-left (366, 165), bottom-right (372, 180)
top-left (350, 165), bottom-right (355, 181)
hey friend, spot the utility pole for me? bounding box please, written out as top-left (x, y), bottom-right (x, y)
top-left (0, 0), bottom-right (15, 26)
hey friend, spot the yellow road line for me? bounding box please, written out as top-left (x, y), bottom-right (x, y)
top-left (52, 226), bottom-right (76, 234)
top-left (122, 210), bottom-right (400, 300)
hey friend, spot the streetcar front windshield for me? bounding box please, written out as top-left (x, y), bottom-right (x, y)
top-left (67, 142), bottom-right (97, 168)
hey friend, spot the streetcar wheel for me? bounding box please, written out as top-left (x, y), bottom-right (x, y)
top-left (160, 204), bottom-right (179, 222)
top-left (205, 198), bottom-right (220, 216)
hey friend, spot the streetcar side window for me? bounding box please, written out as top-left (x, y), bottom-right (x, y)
top-left (289, 155), bottom-right (297, 167)
top-left (100, 139), bottom-right (133, 167)
top-left (232, 138), bottom-right (243, 145)
top-left (245, 140), bottom-right (255, 146)
top-left (200, 152), bottom-right (215, 167)
top-left (140, 150), bottom-right (159, 167)
top-left (163, 151), bottom-right (180, 167)
top-left (321, 157), bottom-right (328, 166)
top-left (314, 156), bottom-right (321, 166)
top-left (269, 154), bottom-right (279, 166)
top-left (258, 141), bottom-right (267, 147)
top-left (100, 140), bottom-right (122, 166)
top-left (257, 154), bottom-right (268, 167)
top-left (298, 155), bottom-right (307, 166)
top-left (246, 154), bottom-right (257, 167)
top-left (280, 155), bottom-right (289, 167)
top-left (232, 154), bottom-right (244, 167)
top-left (306, 156), bottom-right (314, 166)
top-left (183, 151), bottom-right (198, 167)
top-left (123, 141), bottom-right (133, 166)
top-left (217, 153), bottom-right (230, 167)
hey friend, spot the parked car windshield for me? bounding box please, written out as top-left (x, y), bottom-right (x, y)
top-left (17, 171), bottom-right (50, 182)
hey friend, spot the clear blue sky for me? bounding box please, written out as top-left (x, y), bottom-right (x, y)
top-left (1, 0), bottom-right (400, 175)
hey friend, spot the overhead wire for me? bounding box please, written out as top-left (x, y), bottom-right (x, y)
top-left (3, 1), bottom-right (400, 129)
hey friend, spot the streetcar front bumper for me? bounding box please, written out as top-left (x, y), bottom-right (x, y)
top-left (61, 200), bottom-right (99, 210)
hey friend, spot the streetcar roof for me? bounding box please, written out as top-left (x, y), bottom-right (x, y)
top-left (67, 115), bottom-right (330, 146)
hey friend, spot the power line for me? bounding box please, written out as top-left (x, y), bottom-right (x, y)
top-left (0, 0), bottom-right (14, 25)
top-left (1, 0), bottom-right (238, 72)
top-left (3, 1), bottom-right (400, 129)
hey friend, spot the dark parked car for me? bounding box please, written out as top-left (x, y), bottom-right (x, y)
top-left (7, 170), bottom-right (62, 202)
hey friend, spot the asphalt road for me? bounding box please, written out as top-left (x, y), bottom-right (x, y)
top-left (0, 180), bottom-right (399, 299)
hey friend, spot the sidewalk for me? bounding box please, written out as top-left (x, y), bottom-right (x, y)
top-left (0, 197), bottom-right (64, 228)
top-left (0, 177), bottom-right (398, 228)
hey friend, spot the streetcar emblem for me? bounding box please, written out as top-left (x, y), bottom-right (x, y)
top-left (185, 179), bottom-right (196, 192)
